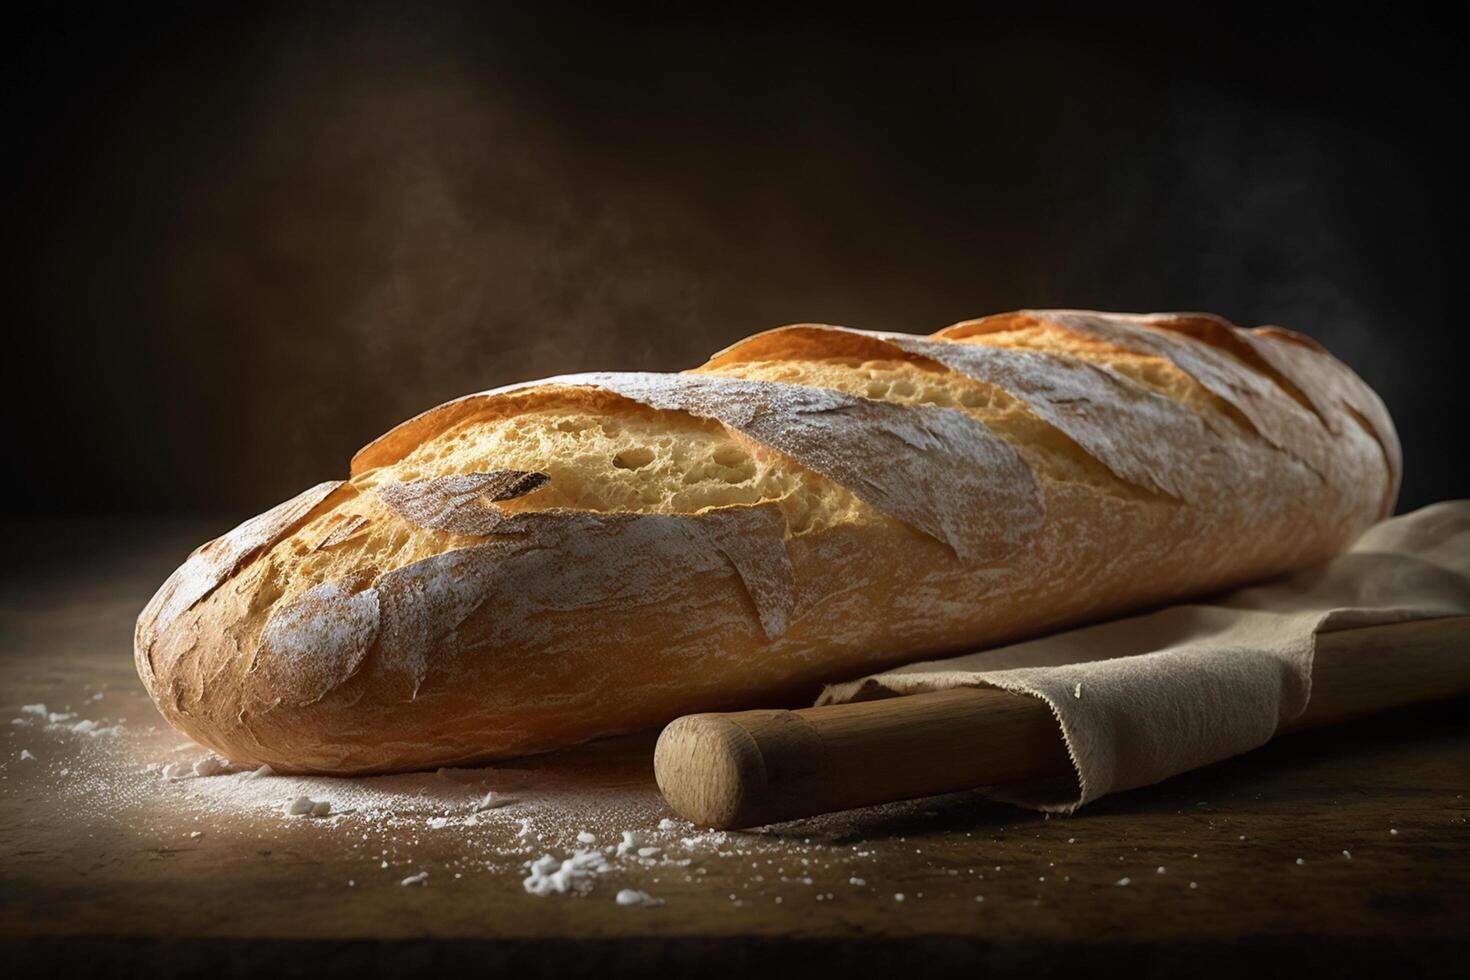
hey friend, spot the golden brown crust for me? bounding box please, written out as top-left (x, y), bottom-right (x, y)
top-left (133, 310), bottom-right (1398, 774)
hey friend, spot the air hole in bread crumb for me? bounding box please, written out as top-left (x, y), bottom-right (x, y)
top-left (612, 447), bottom-right (656, 470)
top-left (712, 446), bottom-right (749, 468)
top-left (957, 389), bottom-right (990, 408)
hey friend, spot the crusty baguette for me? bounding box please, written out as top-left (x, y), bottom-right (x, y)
top-left (133, 310), bottom-right (1398, 774)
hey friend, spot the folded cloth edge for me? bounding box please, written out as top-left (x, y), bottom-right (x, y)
top-left (817, 501), bottom-right (1470, 813)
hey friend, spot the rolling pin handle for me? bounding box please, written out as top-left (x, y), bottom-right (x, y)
top-left (654, 618), bottom-right (1470, 830)
top-left (655, 689), bottom-right (1072, 829)
top-left (654, 713), bottom-right (770, 829)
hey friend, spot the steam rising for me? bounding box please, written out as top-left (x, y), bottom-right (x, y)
top-left (165, 20), bottom-right (726, 493)
top-left (13, 7), bottom-right (1459, 515)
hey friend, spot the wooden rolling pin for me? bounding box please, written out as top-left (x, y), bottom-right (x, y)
top-left (654, 616), bottom-right (1470, 829)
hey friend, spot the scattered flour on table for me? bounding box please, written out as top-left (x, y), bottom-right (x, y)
top-left (523, 850), bottom-right (613, 896)
top-left (285, 796), bottom-right (333, 817)
top-left (16, 688), bottom-right (964, 909)
top-left (615, 888), bottom-right (664, 907)
top-left (474, 790), bottom-right (517, 811)
top-left (11, 702), bottom-right (125, 738)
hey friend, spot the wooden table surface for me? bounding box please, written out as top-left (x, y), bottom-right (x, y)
top-left (2, 519), bottom-right (1467, 978)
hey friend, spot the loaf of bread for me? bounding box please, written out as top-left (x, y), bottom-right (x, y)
top-left (134, 310), bottom-right (1399, 774)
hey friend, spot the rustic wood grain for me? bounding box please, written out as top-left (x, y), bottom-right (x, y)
top-left (1, 519), bottom-right (1467, 978)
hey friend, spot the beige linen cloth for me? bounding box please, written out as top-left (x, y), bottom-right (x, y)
top-left (819, 501), bottom-right (1470, 812)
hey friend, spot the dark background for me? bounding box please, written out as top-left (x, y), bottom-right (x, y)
top-left (7, 3), bottom-right (1465, 519)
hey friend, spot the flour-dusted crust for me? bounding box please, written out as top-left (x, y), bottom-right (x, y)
top-left (135, 480), bottom-right (343, 692)
top-left (256, 581), bottom-right (381, 706)
top-left (377, 471), bottom-right (552, 535)
top-left (1238, 326), bottom-right (1402, 513)
top-left (944, 310), bottom-right (1340, 481)
top-left (708, 324), bottom-right (1230, 501)
top-left (361, 372), bottom-right (1045, 564)
top-left (134, 310), bottom-right (1400, 774)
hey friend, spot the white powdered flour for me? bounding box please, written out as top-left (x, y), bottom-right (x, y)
top-left (13, 675), bottom-right (932, 910)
